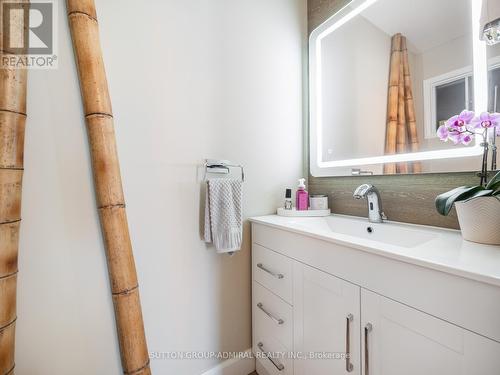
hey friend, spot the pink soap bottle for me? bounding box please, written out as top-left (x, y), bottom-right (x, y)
top-left (296, 178), bottom-right (309, 211)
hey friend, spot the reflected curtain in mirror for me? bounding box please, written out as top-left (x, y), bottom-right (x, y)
top-left (384, 33), bottom-right (422, 174)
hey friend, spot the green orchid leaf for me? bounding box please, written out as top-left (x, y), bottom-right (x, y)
top-left (435, 186), bottom-right (485, 216)
top-left (463, 189), bottom-right (493, 202)
top-left (434, 186), bottom-right (470, 205)
top-left (486, 170), bottom-right (500, 189)
top-left (486, 180), bottom-right (500, 192)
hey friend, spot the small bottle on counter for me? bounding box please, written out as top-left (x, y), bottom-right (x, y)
top-left (284, 189), bottom-right (293, 210)
top-left (296, 178), bottom-right (309, 211)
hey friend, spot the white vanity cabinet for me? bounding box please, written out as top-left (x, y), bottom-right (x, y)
top-left (251, 220), bottom-right (500, 375)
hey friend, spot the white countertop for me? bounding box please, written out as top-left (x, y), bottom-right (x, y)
top-left (250, 214), bottom-right (500, 287)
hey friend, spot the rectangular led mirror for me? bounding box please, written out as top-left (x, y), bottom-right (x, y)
top-left (309, 0), bottom-right (496, 176)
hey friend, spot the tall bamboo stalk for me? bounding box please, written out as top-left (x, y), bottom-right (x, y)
top-left (396, 51), bottom-right (408, 174)
top-left (66, 1), bottom-right (151, 374)
top-left (384, 33), bottom-right (401, 175)
top-left (401, 37), bottom-right (422, 173)
top-left (0, 1), bottom-right (28, 373)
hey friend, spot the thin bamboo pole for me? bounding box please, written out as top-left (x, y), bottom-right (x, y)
top-left (396, 49), bottom-right (408, 174)
top-left (401, 37), bottom-right (422, 173)
top-left (66, 1), bottom-right (151, 374)
top-left (0, 1), bottom-right (28, 373)
top-left (384, 34), bottom-right (401, 175)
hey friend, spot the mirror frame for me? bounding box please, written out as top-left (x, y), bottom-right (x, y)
top-left (309, 0), bottom-right (488, 177)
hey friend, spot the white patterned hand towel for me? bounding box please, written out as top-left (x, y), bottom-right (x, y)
top-left (204, 178), bottom-right (243, 253)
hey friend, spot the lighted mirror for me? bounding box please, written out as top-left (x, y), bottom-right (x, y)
top-left (309, 0), bottom-right (492, 176)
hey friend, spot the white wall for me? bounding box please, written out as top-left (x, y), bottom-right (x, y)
top-left (16, 0), bottom-right (306, 374)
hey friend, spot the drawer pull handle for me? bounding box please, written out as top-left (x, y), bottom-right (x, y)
top-left (257, 263), bottom-right (284, 279)
top-left (346, 313), bottom-right (354, 372)
top-left (257, 342), bottom-right (285, 371)
top-left (364, 323), bottom-right (373, 375)
top-left (257, 302), bottom-right (284, 325)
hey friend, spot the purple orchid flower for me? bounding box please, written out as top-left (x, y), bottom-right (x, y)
top-left (461, 134), bottom-right (473, 145)
top-left (447, 132), bottom-right (473, 145)
top-left (446, 110), bottom-right (475, 129)
top-left (437, 110), bottom-right (475, 142)
top-left (437, 124), bottom-right (449, 141)
top-left (471, 112), bottom-right (500, 129)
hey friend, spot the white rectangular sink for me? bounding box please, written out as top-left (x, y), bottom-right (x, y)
top-left (323, 215), bottom-right (437, 248)
top-left (280, 215), bottom-right (438, 249)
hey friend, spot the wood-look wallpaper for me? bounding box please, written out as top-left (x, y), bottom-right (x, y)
top-left (308, 0), bottom-right (349, 32)
top-left (307, 0), bottom-right (479, 229)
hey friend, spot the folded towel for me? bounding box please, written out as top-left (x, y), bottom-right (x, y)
top-left (204, 178), bottom-right (243, 253)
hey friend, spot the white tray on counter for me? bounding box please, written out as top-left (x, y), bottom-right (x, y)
top-left (277, 207), bottom-right (331, 217)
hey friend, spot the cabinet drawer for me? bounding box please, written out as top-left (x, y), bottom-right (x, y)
top-left (253, 281), bottom-right (293, 350)
top-left (253, 244), bottom-right (293, 304)
top-left (254, 329), bottom-right (293, 375)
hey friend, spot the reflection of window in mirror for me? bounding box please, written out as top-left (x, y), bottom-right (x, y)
top-left (436, 77), bottom-right (474, 130)
top-left (488, 64), bottom-right (500, 112)
top-left (489, 64), bottom-right (500, 171)
top-left (424, 71), bottom-right (474, 139)
top-left (425, 59), bottom-right (500, 139)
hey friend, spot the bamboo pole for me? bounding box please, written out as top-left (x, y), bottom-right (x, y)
top-left (0, 1), bottom-right (28, 373)
top-left (384, 34), bottom-right (401, 175)
top-left (396, 49), bottom-right (408, 174)
top-left (401, 37), bottom-right (422, 173)
top-left (66, 1), bottom-right (151, 374)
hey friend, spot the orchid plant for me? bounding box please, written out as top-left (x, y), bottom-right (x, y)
top-left (435, 110), bottom-right (500, 216)
top-left (437, 110), bottom-right (500, 146)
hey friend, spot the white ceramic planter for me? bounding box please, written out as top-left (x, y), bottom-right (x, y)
top-left (455, 196), bottom-right (500, 245)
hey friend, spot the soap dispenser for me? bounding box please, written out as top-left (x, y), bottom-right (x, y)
top-left (296, 178), bottom-right (309, 211)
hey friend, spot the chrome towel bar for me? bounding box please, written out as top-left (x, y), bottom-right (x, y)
top-left (204, 159), bottom-right (245, 182)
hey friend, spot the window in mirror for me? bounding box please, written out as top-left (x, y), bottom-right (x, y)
top-left (425, 58), bottom-right (500, 139)
top-left (436, 78), bottom-right (470, 128)
top-left (424, 73), bottom-right (475, 139)
top-left (488, 63), bottom-right (500, 111)
top-left (488, 54), bottom-right (500, 172)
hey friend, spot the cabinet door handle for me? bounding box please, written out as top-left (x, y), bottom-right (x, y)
top-left (364, 323), bottom-right (373, 375)
top-left (257, 342), bottom-right (285, 371)
top-left (345, 313), bottom-right (354, 372)
top-left (257, 263), bottom-right (284, 279)
top-left (257, 302), bottom-right (284, 325)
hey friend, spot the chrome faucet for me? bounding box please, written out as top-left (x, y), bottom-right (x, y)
top-left (353, 184), bottom-right (387, 223)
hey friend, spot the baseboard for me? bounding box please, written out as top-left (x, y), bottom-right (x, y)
top-left (201, 349), bottom-right (255, 375)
